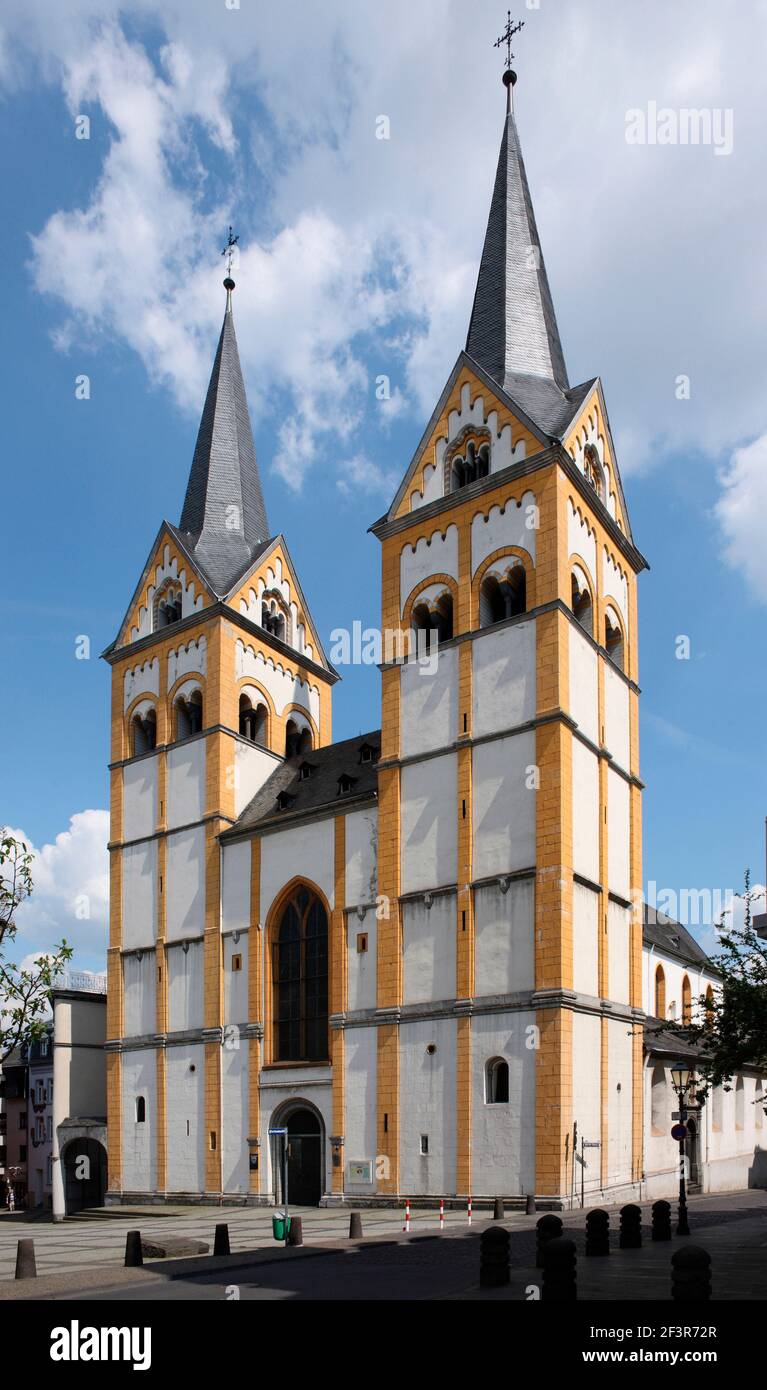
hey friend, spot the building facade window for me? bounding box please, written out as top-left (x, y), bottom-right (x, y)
top-left (650, 1063), bottom-right (667, 1134)
top-left (272, 885), bottom-right (328, 1063)
top-left (654, 964), bottom-right (666, 1019)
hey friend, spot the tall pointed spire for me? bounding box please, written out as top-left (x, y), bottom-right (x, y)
top-left (466, 63), bottom-right (570, 429)
top-left (179, 271), bottom-right (270, 595)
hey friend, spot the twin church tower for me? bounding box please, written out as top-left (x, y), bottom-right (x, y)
top-left (104, 62), bottom-right (647, 1208)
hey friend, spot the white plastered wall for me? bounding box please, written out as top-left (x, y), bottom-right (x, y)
top-left (259, 819), bottom-right (335, 923)
top-left (470, 1010), bottom-right (536, 1196)
top-left (400, 646), bottom-right (458, 757)
top-left (123, 756), bottom-right (158, 842)
top-left (221, 840), bottom-right (251, 935)
top-left (123, 952), bottom-right (157, 1038)
top-left (343, 1027), bottom-right (378, 1194)
top-left (400, 753), bottom-right (457, 893)
top-left (166, 826), bottom-right (206, 939)
top-left (167, 941), bottom-right (204, 1031)
top-left (572, 881), bottom-right (599, 997)
top-left (344, 808), bottom-right (378, 908)
top-left (473, 879), bottom-right (534, 997)
top-left (399, 1017), bottom-right (457, 1196)
top-left (402, 894), bottom-right (456, 1005)
top-left (166, 740), bottom-right (205, 828)
top-left (607, 769), bottom-right (631, 901)
top-left (472, 731), bottom-right (535, 879)
top-left (568, 626), bottom-right (599, 745)
top-left (121, 1049), bottom-right (157, 1192)
top-left (603, 661), bottom-right (630, 772)
top-left (165, 1044), bottom-right (205, 1192)
top-left (572, 740), bottom-right (599, 883)
top-left (472, 622), bottom-right (535, 738)
top-left (607, 900), bottom-right (631, 1005)
top-left (122, 840), bottom-right (157, 949)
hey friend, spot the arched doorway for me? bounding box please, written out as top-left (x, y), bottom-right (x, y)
top-left (272, 1103), bottom-right (324, 1206)
top-left (63, 1137), bottom-right (107, 1213)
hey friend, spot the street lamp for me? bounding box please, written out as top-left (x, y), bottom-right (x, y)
top-left (670, 1062), bottom-right (694, 1236)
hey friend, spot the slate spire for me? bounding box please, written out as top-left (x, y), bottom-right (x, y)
top-left (466, 71), bottom-right (569, 408)
top-left (179, 275), bottom-right (270, 594)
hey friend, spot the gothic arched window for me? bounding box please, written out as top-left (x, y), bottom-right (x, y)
top-left (272, 885), bottom-right (328, 1062)
top-left (411, 590), bottom-right (454, 644)
top-left (654, 964), bottom-right (666, 1019)
top-left (681, 974), bottom-right (692, 1026)
top-left (285, 719), bottom-right (313, 758)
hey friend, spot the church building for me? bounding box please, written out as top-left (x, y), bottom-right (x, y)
top-left (104, 64), bottom-right (763, 1208)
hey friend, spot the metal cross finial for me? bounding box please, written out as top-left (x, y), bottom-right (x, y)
top-left (494, 11), bottom-right (524, 70)
top-left (221, 226), bottom-right (239, 277)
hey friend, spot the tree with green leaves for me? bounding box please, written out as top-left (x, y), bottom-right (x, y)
top-left (653, 871), bottom-right (767, 1106)
top-left (0, 829), bottom-right (73, 1063)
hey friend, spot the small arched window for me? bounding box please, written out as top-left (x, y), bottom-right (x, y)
top-left (411, 591), bottom-right (454, 644)
top-left (681, 975), bottom-right (692, 1026)
top-left (155, 582), bottom-right (183, 630)
top-left (479, 564), bottom-right (526, 628)
top-left (175, 688), bottom-right (203, 740)
top-left (261, 594), bottom-right (289, 644)
top-left (485, 1057), bottom-right (509, 1104)
top-left (135, 1096), bottom-right (146, 1124)
top-left (654, 964), bottom-right (666, 1020)
top-left (584, 445), bottom-right (605, 500)
top-left (285, 719), bottom-right (313, 759)
top-left (131, 708), bottom-right (157, 757)
top-left (571, 566), bottom-right (593, 637)
top-left (735, 1075), bottom-right (745, 1130)
top-left (651, 1063), bottom-right (667, 1134)
top-left (239, 694), bottom-right (268, 747)
top-left (449, 439), bottom-right (490, 492)
top-left (604, 606), bottom-right (624, 672)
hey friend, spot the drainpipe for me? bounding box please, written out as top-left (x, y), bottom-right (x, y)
top-left (51, 999), bottom-right (66, 1223)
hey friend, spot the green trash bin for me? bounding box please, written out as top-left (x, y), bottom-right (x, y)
top-left (272, 1211), bottom-right (292, 1241)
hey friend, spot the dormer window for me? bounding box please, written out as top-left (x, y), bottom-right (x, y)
top-left (298, 761), bottom-right (315, 781)
top-left (358, 743), bottom-right (379, 765)
top-left (337, 774), bottom-right (357, 797)
top-left (276, 790), bottom-right (296, 812)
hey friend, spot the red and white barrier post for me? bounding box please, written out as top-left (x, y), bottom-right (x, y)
top-left (467, 1196), bottom-right (472, 1225)
top-left (439, 1199), bottom-right (445, 1231)
top-left (403, 1199), bottom-right (411, 1233)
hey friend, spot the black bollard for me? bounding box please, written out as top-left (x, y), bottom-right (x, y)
top-left (619, 1203), bottom-right (642, 1249)
top-left (525, 1194), bottom-right (536, 1215)
top-left (214, 1223), bottom-right (230, 1256)
top-left (349, 1211), bottom-right (363, 1239)
top-left (493, 1196), bottom-right (505, 1220)
top-left (535, 1213), bottom-right (563, 1268)
top-left (542, 1236), bottom-right (577, 1301)
top-left (15, 1238), bottom-right (37, 1280)
top-left (651, 1200), bottom-right (672, 1242)
top-left (585, 1208), bottom-right (610, 1256)
top-left (287, 1215), bottom-right (303, 1246)
top-left (480, 1225), bottom-right (510, 1287)
top-left (671, 1245), bottom-right (711, 1301)
top-left (124, 1230), bottom-right (143, 1267)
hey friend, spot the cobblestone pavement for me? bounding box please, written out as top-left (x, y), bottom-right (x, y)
top-left (2, 1189), bottom-right (765, 1301)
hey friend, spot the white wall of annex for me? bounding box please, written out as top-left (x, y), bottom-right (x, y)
top-left (166, 739), bottom-right (205, 829)
top-left (223, 935), bottom-right (249, 1025)
top-left (604, 662), bottom-right (630, 772)
top-left (474, 879), bottom-right (534, 997)
top-left (165, 1045), bottom-right (205, 1192)
top-left (123, 756), bottom-right (158, 842)
top-left (568, 626), bottom-right (599, 746)
top-left (166, 826), bottom-right (206, 940)
top-left (399, 1017), bottom-right (456, 1196)
top-left (259, 819), bottom-right (335, 923)
top-left (221, 1044), bottom-right (249, 1193)
top-left (121, 1049), bottom-right (156, 1192)
top-left (344, 808), bottom-right (378, 908)
top-left (572, 740), bottom-right (600, 884)
top-left (123, 953), bottom-right (156, 1038)
top-left (221, 839), bottom-right (251, 935)
top-left (347, 913), bottom-right (377, 1012)
top-left (471, 1011), bottom-right (536, 1196)
top-left (472, 621), bottom-right (535, 739)
top-left (607, 769), bottom-right (631, 901)
top-left (400, 753), bottom-right (457, 893)
top-left (122, 840), bottom-right (157, 949)
top-left (472, 731), bottom-right (535, 879)
top-left (572, 881), bottom-right (599, 998)
top-left (402, 895), bottom-right (456, 1005)
top-left (344, 1027), bottom-right (378, 1194)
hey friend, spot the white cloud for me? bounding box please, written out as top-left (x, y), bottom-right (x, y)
top-left (4, 0), bottom-right (767, 497)
top-left (713, 433), bottom-right (767, 605)
top-left (5, 811), bottom-right (109, 971)
top-left (336, 453), bottom-right (399, 499)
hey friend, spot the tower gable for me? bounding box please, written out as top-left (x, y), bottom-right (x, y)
top-left (112, 524), bottom-right (213, 651)
top-left (563, 382), bottom-right (633, 541)
top-left (226, 535), bottom-right (331, 672)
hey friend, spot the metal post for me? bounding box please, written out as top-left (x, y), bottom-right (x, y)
top-left (283, 1133), bottom-right (290, 1245)
top-left (677, 1090), bottom-right (690, 1236)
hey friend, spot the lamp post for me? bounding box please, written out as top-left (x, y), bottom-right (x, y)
top-left (670, 1062), bottom-right (694, 1236)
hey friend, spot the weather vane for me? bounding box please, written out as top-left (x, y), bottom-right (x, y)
top-left (494, 11), bottom-right (524, 71)
top-left (221, 225), bottom-right (239, 278)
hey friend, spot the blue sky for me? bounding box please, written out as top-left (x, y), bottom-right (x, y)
top-left (1, 0), bottom-right (765, 971)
